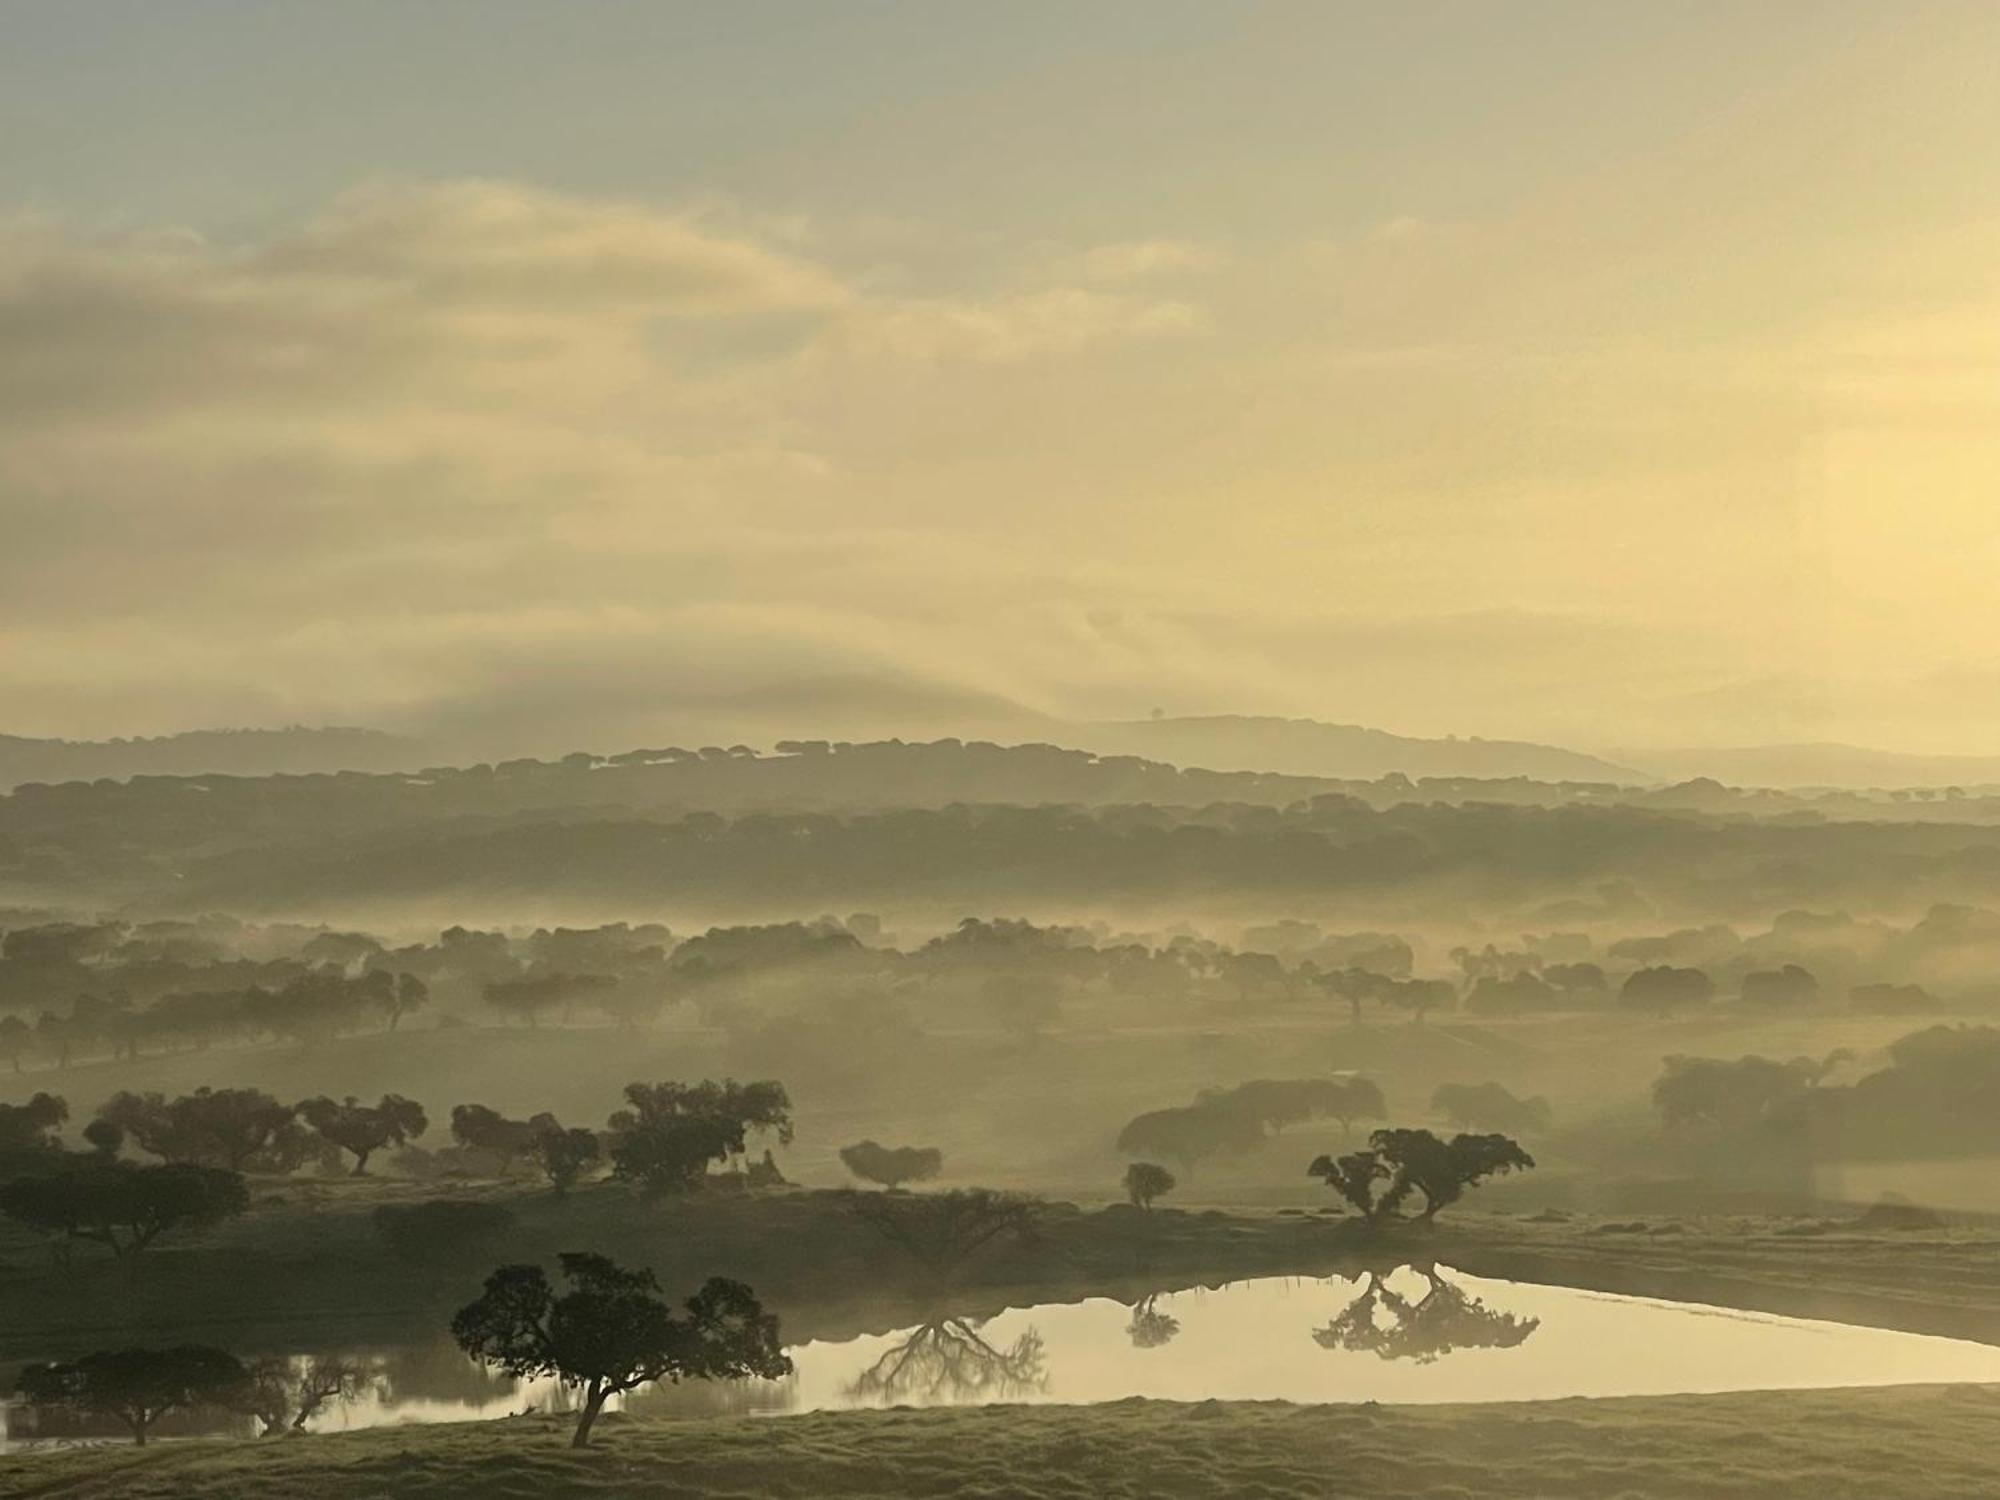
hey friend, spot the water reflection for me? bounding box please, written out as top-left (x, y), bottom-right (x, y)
top-left (16, 1266), bottom-right (2000, 1450)
top-left (1125, 1294), bottom-right (1180, 1349)
top-left (1311, 1265), bottom-right (1539, 1363)
top-left (847, 1315), bottom-right (1048, 1404)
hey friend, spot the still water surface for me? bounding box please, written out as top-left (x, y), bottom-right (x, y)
top-left (12, 1266), bottom-right (2000, 1449)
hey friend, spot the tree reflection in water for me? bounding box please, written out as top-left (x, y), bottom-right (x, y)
top-left (1313, 1265), bottom-right (1539, 1363)
top-left (848, 1315), bottom-right (1048, 1404)
top-left (1125, 1294), bottom-right (1180, 1349)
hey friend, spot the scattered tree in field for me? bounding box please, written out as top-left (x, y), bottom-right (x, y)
top-left (83, 1119), bottom-right (125, 1158)
top-left (482, 973), bottom-right (617, 1029)
top-left (449, 1104), bottom-right (541, 1173)
top-left (96, 1088), bottom-right (310, 1173)
top-left (1116, 1076), bottom-right (1383, 1171)
top-left (386, 972), bottom-right (429, 1030)
top-left (296, 1094), bottom-right (427, 1175)
top-left (0, 1014), bottom-right (29, 1073)
top-left (1123, 1161), bottom-right (1176, 1209)
top-left (1651, 1051), bottom-right (1849, 1133)
top-left (1619, 965), bottom-right (1714, 1015)
top-left (839, 1140), bottom-right (943, 1190)
top-left (1430, 1082), bottom-right (1552, 1136)
top-left (1307, 1149), bottom-right (1394, 1220)
top-left (372, 1199), bottom-right (516, 1265)
top-left (16, 1346), bottom-right (249, 1445)
top-left (241, 1354), bottom-right (380, 1435)
top-left (1740, 964), bottom-right (1819, 1009)
top-left (0, 1091), bottom-right (68, 1168)
top-left (606, 1079), bottom-right (791, 1197)
top-left (0, 1161), bottom-right (249, 1273)
top-left (1309, 1129), bottom-right (1534, 1222)
top-left (451, 1253), bottom-right (790, 1448)
top-left (528, 1113), bottom-right (601, 1196)
top-left (844, 1188), bottom-right (1039, 1284)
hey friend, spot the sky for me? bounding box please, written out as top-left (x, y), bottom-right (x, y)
top-left (3, 1), bottom-right (1998, 755)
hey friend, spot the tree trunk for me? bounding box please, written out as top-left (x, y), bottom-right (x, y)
top-left (351, 1148), bottom-right (372, 1177)
top-left (571, 1383), bottom-right (608, 1448)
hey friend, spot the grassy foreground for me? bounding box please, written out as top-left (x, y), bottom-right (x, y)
top-left (8, 1387), bottom-right (2000, 1499)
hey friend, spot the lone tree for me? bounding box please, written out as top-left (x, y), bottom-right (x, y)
top-left (16, 1346), bottom-right (249, 1445)
top-left (96, 1088), bottom-right (310, 1173)
top-left (1430, 1082), bottom-right (1552, 1136)
top-left (839, 1140), bottom-right (943, 1191)
top-left (1123, 1161), bottom-right (1176, 1209)
top-left (1309, 1128), bottom-right (1534, 1222)
top-left (0, 1161), bottom-right (249, 1275)
top-left (296, 1094), bottom-right (428, 1175)
top-left (450, 1104), bottom-right (542, 1174)
top-left (451, 1252), bottom-right (791, 1448)
top-left (607, 1079), bottom-right (792, 1197)
top-left (241, 1355), bottom-right (380, 1435)
top-left (528, 1114), bottom-right (601, 1197)
top-left (0, 1092), bottom-right (68, 1170)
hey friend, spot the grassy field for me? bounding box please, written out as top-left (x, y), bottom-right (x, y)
top-left (8, 1386), bottom-right (2000, 1499)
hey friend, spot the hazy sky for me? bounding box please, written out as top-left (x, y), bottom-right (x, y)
top-left (4, 1), bottom-right (1998, 754)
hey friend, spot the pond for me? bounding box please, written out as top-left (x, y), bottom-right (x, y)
top-left (11, 1266), bottom-right (2000, 1449)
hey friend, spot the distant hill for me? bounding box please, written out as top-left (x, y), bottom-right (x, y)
top-left (0, 727), bottom-right (426, 788)
top-left (1618, 743), bottom-right (2000, 791)
top-left (1064, 716), bottom-right (1643, 784)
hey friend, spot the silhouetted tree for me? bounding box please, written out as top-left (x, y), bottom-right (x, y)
top-left (241, 1354), bottom-right (381, 1435)
top-left (839, 1140), bottom-right (943, 1190)
top-left (1126, 1294), bottom-right (1180, 1348)
top-left (1620, 965), bottom-right (1714, 1015)
top-left (1310, 1129), bottom-right (1533, 1221)
top-left (606, 1079), bottom-right (791, 1197)
top-left (451, 1253), bottom-right (790, 1447)
top-left (449, 1104), bottom-right (541, 1173)
top-left (97, 1088), bottom-right (309, 1173)
top-left (528, 1113), bottom-right (601, 1196)
top-left (1123, 1161), bottom-right (1176, 1209)
top-left (1430, 1082), bottom-right (1552, 1135)
top-left (1740, 964), bottom-right (1819, 1009)
top-left (16, 1346), bottom-right (249, 1445)
top-left (0, 1160), bottom-right (249, 1274)
top-left (296, 1094), bottom-right (427, 1175)
top-left (0, 1091), bottom-right (67, 1170)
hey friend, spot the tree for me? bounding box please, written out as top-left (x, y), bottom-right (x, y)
top-left (1309, 1129), bottom-right (1534, 1222)
top-left (241, 1354), bottom-right (380, 1435)
top-left (16, 1346), bottom-right (249, 1445)
top-left (0, 1091), bottom-right (67, 1170)
top-left (1740, 964), bottom-right (1819, 1009)
top-left (450, 1103), bottom-right (541, 1174)
top-left (388, 972), bottom-right (429, 1030)
top-left (296, 1094), bottom-right (428, 1175)
top-left (0, 1160), bottom-right (249, 1274)
top-left (451, 1253), bottom-right (791, 1448)
top-left (1620, 965), bottom-right (1714, 1015)
top-left (1371, 1128), bottom-right (1536, 1220)
top-left (1430, 1082), bottom-right (1552, 1135)
top-left (606, 1079), bottom-right (792, 1197)
top-left (839, 1140), bottom-right (943, 1191)
top-left (844, 1187), bottom-right (1039, 1284)
top-left (1306, 1148), bottom-right (1393, 1221)
top-left (528, 1114), bottom-right (601, 1197)
top-left (1123, 1161), bottom-right (1175, 1209)
top-left (0, 1014), bottom-right (30, 1073)
top-left (96, 1088), bottom-right (309, 1173)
